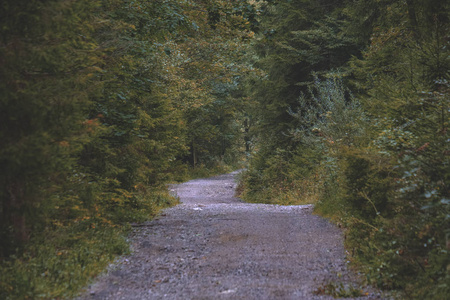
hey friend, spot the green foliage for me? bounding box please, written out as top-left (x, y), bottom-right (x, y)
top-left (242, 1), bottom-right (449, 298)
top-left (1, 0), bottom-right (255, 297)
top-left (240, 0), bottom-right (363, 206)
top-left (0, 224), bottom-right (129, 300)
top-left (315, 80), bottom-right (450, 298)
top-left (4, 0), bottom-right (447, 298)
top-left (0, 0), bottom-right (102, 255)
top-left (314, 281), bottom-right (367, 298)
top-left (338, 2), bottom-right (449, 297)
top-left (0, 187), bottom-right (178, 299)
top-left (340, 149), bottom-right (393, 219)
top-left (242, 74), bottom-right (363, 205)
top-left (249, 0), bottom-right (360, 146)
top-left (160, 0), bottom-right (257, 168)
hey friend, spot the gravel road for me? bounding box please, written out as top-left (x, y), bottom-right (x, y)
top-left (78, 170), bottom-right (385, 300)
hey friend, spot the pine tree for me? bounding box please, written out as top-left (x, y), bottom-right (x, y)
top-left (0, 0), bottom-right (102, 255)
top-left (250, 0), bottom-right (359, 146)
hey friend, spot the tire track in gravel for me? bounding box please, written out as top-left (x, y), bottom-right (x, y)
top-left (78, 170), bottom-right (385, 300)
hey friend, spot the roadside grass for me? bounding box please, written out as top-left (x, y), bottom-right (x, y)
top-left (185, 161), bottom-right (239, 181)
top-left (237, 165), bottom-right (323, 206)
top-left (239, 178), bottom-right (320, 205)
top-left (0, 225), bottom-right (129, 299)
top-left (0, 189), bottom-right (178, 300)
top-left (313, 281), bottom-right (367, 298)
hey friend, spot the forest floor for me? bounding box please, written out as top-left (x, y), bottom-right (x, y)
top-left (77, 171), bottom-right (387, 300)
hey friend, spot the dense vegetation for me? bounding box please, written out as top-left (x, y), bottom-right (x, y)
top-left (240, 0), bottom-right (449, 299)
top-left (0, 0), bottom-right (254, 298)
top-left (1, 0), bottom-right (448, 299)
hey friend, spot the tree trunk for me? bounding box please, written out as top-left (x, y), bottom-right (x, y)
top-left (244, 118), bottom-right (251, 152)
top-left (5, 180), bottom-right (28, 243)
top-left (406, 0), bottom-right (419, 38)
top-left (192, 141), bottom-right (197, 168)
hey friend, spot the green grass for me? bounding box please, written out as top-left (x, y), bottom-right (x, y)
top-left (185, 162), bottom-right (235, 180)
top-left (0, 189), bottom-right (178, 300)
top-left (0, 225), bottom-right (128, 299)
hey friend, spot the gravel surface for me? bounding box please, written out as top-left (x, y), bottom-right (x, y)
top-left (77, 171), bottom-right (386, 300)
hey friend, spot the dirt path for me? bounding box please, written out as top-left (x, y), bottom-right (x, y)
top-left (78, 171), bottom-right (384, 299)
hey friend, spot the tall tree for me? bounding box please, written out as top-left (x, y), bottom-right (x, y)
top-left (250, 0), bottom-right (359, 146)
top-left (241, 0), bottom-right (360, 201)
top-left (345, 1), bottom-right (450, 295)
top-left (0, 0), bottom-right (102, 254)
top-left (159, 0), bottom-right (258, 167)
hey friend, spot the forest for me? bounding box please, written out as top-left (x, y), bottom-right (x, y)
top-left (0, 0), bottom-right (448, 299)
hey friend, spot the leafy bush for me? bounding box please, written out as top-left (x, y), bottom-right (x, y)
top-left (242, 74), bottom-right (364, 206)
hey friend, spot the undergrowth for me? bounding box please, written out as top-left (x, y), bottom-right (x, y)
top-left (0, 189), bottom-right (178, 300)
top-left (313, 281), bottom-right (368, 298)
top-left (185, 161), bottom-right (235, 181)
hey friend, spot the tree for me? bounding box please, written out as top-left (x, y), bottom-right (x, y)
top-left (242, 0), bottom-right (360, 200)
top-left (0, 0), bottom-right (103, 255)
top-left (158, 0), bottom-right (258, 167)
top-left (345, 1), bottom-right (449, 296)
